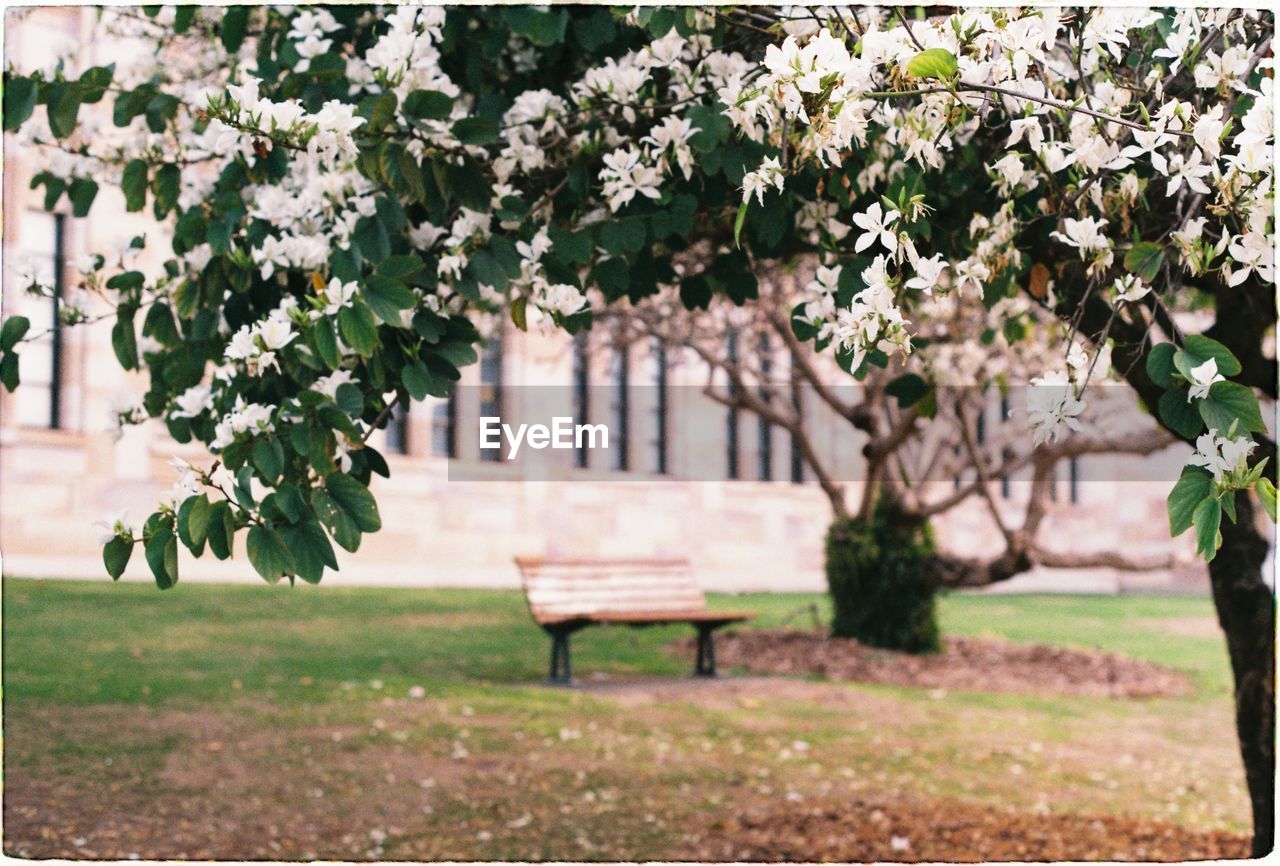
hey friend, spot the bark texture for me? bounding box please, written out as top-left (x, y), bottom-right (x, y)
top-left (1209, 494), bottom-right (1275, 858)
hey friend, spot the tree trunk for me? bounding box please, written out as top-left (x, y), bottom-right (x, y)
top-left (1208, 493), bottom-right (1275, 858)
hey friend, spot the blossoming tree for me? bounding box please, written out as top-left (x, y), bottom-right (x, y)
top-left (0, 5), bottom-right (1274, 851)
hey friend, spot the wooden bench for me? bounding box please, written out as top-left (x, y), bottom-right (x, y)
top-left (515, 557), bottom-right (755, 683)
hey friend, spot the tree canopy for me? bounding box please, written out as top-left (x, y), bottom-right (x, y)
top-left (1, 6), bottom-right (1273, 587)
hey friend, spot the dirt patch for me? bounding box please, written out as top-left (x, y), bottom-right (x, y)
top-left (685, 797), bottom-right (1249, 862)
top-left (672, 630), bottom-right (1191, 698)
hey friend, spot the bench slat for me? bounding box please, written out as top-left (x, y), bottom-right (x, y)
top-left (518, 556), bottom-right (722, 623)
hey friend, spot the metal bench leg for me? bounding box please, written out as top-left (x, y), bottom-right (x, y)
top-left (694, 625), bottom-right (717, 677)
top-left (548, 629), bottom-right (573, 684)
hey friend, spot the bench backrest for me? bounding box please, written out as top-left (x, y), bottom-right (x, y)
top-left (515, 557), bottom-right (705, 622)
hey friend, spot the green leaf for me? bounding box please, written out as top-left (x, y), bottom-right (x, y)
top-left (121, 159), bottom-right (148, 212)
top-left (592, 257), bottom-right (629, 301)
top-left (151, 163), bottom-right (180, 217)
top-left (220, 6), bottom-right (250, 52)
top-left (1145, 343), bottom-right (1177, 389)
top-left (1199, 380), bottom-right (1266, 435)
top-left (47, 82), bottom-right (82, 139)
top-left (363, 275), bottom-right (417, 324)
top-left (0, 352), bottom-right (17, 392)
top-left (1221, 489), bottom-right (1238, 523)
top-left (403, 89), bottom-right (453, 120)
top-left (1192, 497), bottom-right (1222, 561)
top-left (733, 199), bottom-right (749, 248)
top-left (334, 383), bottom-right (363, 416)
top-left (1168, 468), bottom-right (1212, 536)
top-left (311, 318), bottom-right (340, 370)
top-left (402, 358), bottom-right (450, 400)
top-left (1257, 477), bottom-right (1277, 523)
top-left (432, 339), bottom-right (478, 369)
top-left (1158, 390), bottom-right (1203, 439)
top-left (377, 254), bottom-right (426, 283)
top-left (4, 76), bottom-right (37, 131)
top-left (205, 500), bottom-right (236, 560)
top-left (311, 488), bottom-right (362, 552)
top-left (144, 526), bottom-right (179, 589)
top-left (906, 48), bottom-right (958, 81)
top-left (338, 302), bottom-right (379, 357)
top-left (1124, 242), bottom-right (1164, 282)
top-left (67, 177), bottom-right (99, 217)
top-left (679, 274), bottom-right (711, 311)
top-left (111, 309), bottom-right (138, 370)
top-left (246, 525), bottom-right (295, 583)
top-left (885, 373), bottom-right (931, 408)
top-left (78, 65), bottom-right (114, 103)
top-left (451, 116), bottom-right (500, 146)
top-left (1, 315), bottom-right (30, 352)
top-left (176, 494), bottom-right (209, 555)
top-left (252, 437), bottom-right (284, 482)
top-left (106, 271), bottom-right (145, 292)
top-left (278, 520), bottom-right (337, 584)
top-left (1180, 334), bottom-right (1242, 377)
top-left (325, 473), bottom-right (381, 532)
top-left (102, 535), bottom-right (132, 580)
top-left (186, 494), bottom-right (212, 549)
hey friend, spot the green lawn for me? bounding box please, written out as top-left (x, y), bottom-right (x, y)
top-left (2, 579), bottom-right (1247, 860)
top-left (3, 580), bottom-right (1231, 705)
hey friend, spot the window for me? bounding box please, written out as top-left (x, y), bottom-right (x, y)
top-left (384, 402), bottom-right (409, 455)
top-left (757, 334), bottom-right (773, 481)
top-left (1069, 456), bottom-right (1080, 505)
top-left (431, 393), bottom-right (457, 458)
top-left (479, 330), bottom-right (504, 462)
top-left (647, 337), bottom-right (667, 474)
top-left (12, 211), bottom-right (65, 429)
top-left (789, 377), bottom-right (805, 484)
top-left (999, 394), bottom-right (1011, 499)
top-left (572, 333), bottom-right (590, 469)
top-left (609, 342), bottom-right (629, 471)
top-left (725, 331), bottom-right (740, 480)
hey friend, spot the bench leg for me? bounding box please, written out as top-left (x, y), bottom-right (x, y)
top-left (694, 625), bottom-right (717, 677)
top-left (548, 629), bottom-right (573, 684)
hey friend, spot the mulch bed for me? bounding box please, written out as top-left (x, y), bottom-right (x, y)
top-left (685, 797), bottom-right (1250, 862)
top-left (672, 629), bottom-right (1191, 698)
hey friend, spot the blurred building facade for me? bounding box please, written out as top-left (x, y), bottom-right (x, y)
top-left (0, 7), bottom-right (1208, 593)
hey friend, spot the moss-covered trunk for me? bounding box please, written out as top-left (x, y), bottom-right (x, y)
top-left (825, 501), bottom-right (940, 654)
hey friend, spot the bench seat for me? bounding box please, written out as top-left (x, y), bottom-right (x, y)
top-left (536, 609), bottom-right (756, 626)
top-left (515, 556), bottom-right (755, 682)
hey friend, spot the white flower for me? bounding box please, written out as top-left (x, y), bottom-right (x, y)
top-left (1164, 150), bottom-right (1212, 196)
top-left (95, 509), bottom-right (136, 545)
top-left (1050, 217), bottom-right (1110, 258)
top-left (852, 202), bottom-right (899, 254)
top-left (322, 278), bottom-right (359, 315)
top-left (1113, 275), bottom-right (1151, 303)
top-left (1188, 429), bottom-right (1256, 484)
top-left (953, 259), bottom-right (990, 296)
top-left (257, 314), bottom-right (296, 351)
top-left (1192, 106), bottom-right (1226, 159)
top-left (1186, 357), bottom-right (1223, 401)
top-left (1026, 370), bottom-right (1086, 445)
top-left (599, 147), bottom-right (662, 212)
top-left (991, 153), bottom-right (1027, 189)
top-left (312, 369), bottom-right (357, 400)
top-left (904, 254), bottom-right (947, 295)
top-left (172, 383), bottom-right (214, 419)
top-left (741, 157), bottom-right (785, 205)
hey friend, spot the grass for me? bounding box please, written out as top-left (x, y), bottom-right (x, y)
top-left (1, 579), bottom-right (1248, 859)
top-left (2, 580), bottom-right (1229, 705)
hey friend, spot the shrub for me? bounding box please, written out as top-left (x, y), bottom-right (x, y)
top-left (825, 501), bottom-right (940, 654)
